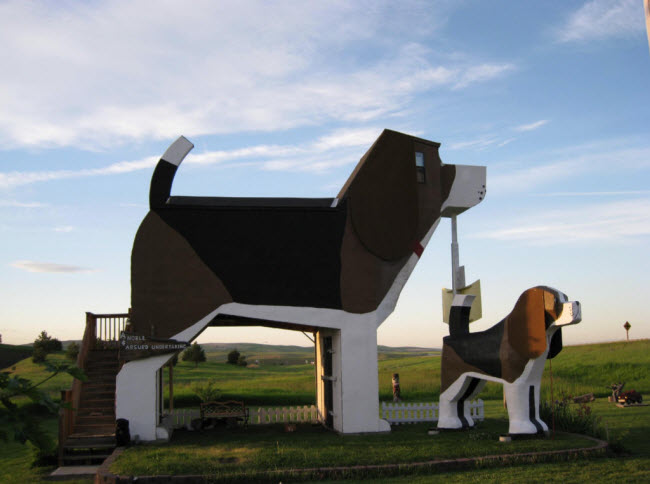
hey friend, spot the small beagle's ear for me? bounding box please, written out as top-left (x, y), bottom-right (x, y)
top-left (547, 328), bottom-right (563, 359)
top-left (507, 287), bottom-right (547, 359)
top-left (345, 130), bottom-right (419, 261)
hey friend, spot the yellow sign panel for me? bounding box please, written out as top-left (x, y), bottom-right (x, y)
top-left (442, 279), bottom-right (482, 324)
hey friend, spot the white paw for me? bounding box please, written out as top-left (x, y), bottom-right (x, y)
top-left (437, 416), bottom-right (463, 429)
top-left (508, 420), bottom-right (539, 435)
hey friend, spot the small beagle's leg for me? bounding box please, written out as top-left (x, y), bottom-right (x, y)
top-left (504, 382), bottom-right (547, 435)
top-left (438, 375), bottom-right (481, 429)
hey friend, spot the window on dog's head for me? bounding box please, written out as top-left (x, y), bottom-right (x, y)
top-left (415, 151), bottom-right (425, 183)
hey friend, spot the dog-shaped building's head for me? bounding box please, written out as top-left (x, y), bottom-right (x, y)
top-left (335, 129), bottom-right (485, 261)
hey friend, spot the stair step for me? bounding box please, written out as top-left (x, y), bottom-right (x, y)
top-left (82, 385), bottom-right (115, 393)
top-left (83, 375), bottom-right (116, 383)
top-left (76, 416), bottom-right (115, 426)
top-left (81, 380), bottom-right (115, 390)
top-left (65, 436), bottom-right (116, 449)
top-left (81, 397), bottom-right (114, 406)
top-left (71, 427), bottom-right (116, 437)
top-left (81, 391), bottom-right (114, 399)
top-left (85, 364), bottom-right (118, 370)
top-left (63, 453), bottom-right (112, 462)
top-left (77, 407), bottom-right (114, 416)
top-left (89, 351), bottom-right (119, 359)
top-left (86, 359), bottom-right (118, 366)
top-left (69, 431), bottom-right (115, 439)
top-left (79, 394), bottom-right (115, 408)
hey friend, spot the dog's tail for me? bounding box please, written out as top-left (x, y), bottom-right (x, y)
top-left (149, 136), bottom-right (194, 209)
top-left (449, 294), bottom-right (475, 337)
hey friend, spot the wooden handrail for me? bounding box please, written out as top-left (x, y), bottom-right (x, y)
top-left (58, 390), bottom-right (73, 465)
top-left (88, 312), bottom-right (129, 342)
top-left (58, 310), bottom-right (128, 465)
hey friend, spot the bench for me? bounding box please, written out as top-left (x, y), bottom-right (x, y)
top-left (200, 400), bottom-right (249, 427)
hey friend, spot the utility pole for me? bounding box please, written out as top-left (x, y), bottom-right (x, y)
top-left (450, 215), bottom-right (465, 295)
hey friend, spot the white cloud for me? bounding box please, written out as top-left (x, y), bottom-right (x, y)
top-left (0, 1), bottom-right (515, 150)
top-left (489, 145), bottom-right (650, 194)
top-left (53, 226), bottom-right (75, 233)
top-left (533, 190), bottom-right (650, 197)
top-left (0, 200), bottom-right (48, 208)
top-left (472, 199), bottom-right (650, 245)
top-left (312, 128), bottom-right (382, 151)
top-left (514, 120), bottom-right (548, 132)
top-left (448, 136), bottom-right (500, 151)
top-left (0, 127), bottom-right (387, 189)
top-left (452, 63), bottom-right (515, 89)
top-left (11, 260), bottom-right (95, 273)
top-left (0, 156), bottom-right (158, 189)
top-left (557, 0), bottom-right (645, 43)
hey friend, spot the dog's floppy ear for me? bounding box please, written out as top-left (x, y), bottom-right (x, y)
top-left (507, 287), bottom-right (547, 359)
top-left (547, 328), bottom-right (563, 359)
top-left (344, 130), bottom-right (419, 261)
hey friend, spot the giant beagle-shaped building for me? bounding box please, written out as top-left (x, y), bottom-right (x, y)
top-left (116, 129), bottom-right (486, 440)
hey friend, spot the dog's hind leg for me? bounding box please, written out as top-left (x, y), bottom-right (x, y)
top-left (438, 375), bottom-right (482, 429)
top-left (462, 378), bottom-right (486, 428)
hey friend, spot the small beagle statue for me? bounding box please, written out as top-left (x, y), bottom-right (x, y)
top-left (438, 286), bottom-right (582, 435)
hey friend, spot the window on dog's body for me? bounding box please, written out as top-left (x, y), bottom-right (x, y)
top-left (415, 151), bottom-right (425, 183)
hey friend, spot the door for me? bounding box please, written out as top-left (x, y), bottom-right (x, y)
top-left (323, 336), bottom-right (334, 428)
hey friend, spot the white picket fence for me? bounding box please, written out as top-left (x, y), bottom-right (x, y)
top-left (169, 405), bottom-right (319, 429)
top-left (170, 408), bottom-right (200, 429)
top-left (381, 399), bottom-right (484, 425)
top-left (250, 405), bottom-right (319, 425)
top-left (170, 400), bottom-right (484, 429)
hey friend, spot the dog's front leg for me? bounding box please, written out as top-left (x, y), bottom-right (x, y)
top-left (504, 382), bottom-right (547, 435)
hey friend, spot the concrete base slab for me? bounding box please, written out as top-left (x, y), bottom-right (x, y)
top-left (48, 465), bottom-right (98, 480)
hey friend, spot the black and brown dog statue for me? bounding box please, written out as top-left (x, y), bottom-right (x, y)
top-left (437, 286), bottom-right (581, 435)
top-left (117, 129), bottom-right (487, 440)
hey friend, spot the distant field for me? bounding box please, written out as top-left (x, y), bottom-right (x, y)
top-left (3, 340), bottom-right (648, 406)
top-left (163, 339), bottom-right (649, 407)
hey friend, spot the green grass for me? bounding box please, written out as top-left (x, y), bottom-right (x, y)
top-left (109, 419), bottom-right (594, 480)
top-left (539, 339), bottom-right (650, 400)
top-left (318, 457), bottom-right (650, 484)
top-left (0, 415), bottom-right (91, 484)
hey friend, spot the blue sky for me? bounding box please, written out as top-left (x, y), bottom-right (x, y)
top-left (1, 0), bottom-right (649, 347)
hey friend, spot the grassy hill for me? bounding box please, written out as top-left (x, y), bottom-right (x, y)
top-left (0, 343), bottom-right (33, 369)
top-left (4, 339), bottom-right (648, 406)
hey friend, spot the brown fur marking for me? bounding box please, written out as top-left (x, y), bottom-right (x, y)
top-left (131, 211), bottom-right (232, 339)
top-left (441, 344), bottom-right (486, 393)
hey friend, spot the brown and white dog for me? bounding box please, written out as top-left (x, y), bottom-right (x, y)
top-left (437, 286), bottom-right (582, 435)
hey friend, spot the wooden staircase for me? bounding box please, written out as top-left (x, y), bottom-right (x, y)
top-left (59, 312), bottom-right (128, 467)
top-left (61, 348), bottom-right (119, 465)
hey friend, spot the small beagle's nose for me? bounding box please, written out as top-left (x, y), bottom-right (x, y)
top-left (573, 301), bottom-right (582, 322)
